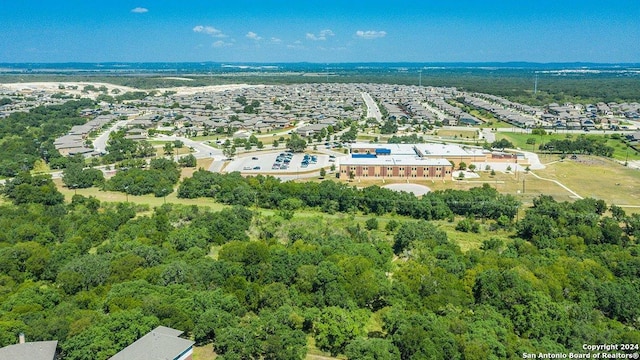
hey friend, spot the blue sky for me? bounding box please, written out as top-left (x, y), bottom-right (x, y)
top-left (1, 0), bottom-right (638, 63)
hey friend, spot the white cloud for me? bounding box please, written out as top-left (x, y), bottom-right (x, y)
top-left (356, 30), bottom-right (387, 39)
top-left (246, 31), bottom-right (262, 41)
top-left (288, 41), bottom-right (304, 49)
top-left (131, 7), bottom-right (148, 13)
top-left (306, 29), bottom-right (335, 41)
top-left (193, 25), bottom-right (226, 38)
top-left (213, 40), bottom-right (233, 48)
top-left (270, 37), bottom-right (282, 44)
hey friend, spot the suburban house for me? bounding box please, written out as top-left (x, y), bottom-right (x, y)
top-left (109, 326), bottom-right (194, 360)
top-left (124, 128), bottom-right (149, 140)
top-left (0, 334), bottom-right (57, 360)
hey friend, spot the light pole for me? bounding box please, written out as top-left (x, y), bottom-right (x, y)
top-left (124, 186), bottom-right (129, 202)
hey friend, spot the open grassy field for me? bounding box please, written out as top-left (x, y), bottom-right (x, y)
top-left (53, 178), bottom-right (227, 210)
top-left (434, 219), bottom-right (515, 252)
top-left (533, 156), bottom-right (640, 206)
top-left (496, 131), bottom-right (640, 161)
top-left (153, 146), bottom-right (193, 157)
top-left (495, 131), bottom-right (568, 150)
top-left (257, 133), bottom-right (292, 145)
top-left (483, 120), bottom-right (514, 129)
top-left (606, 138), bottom-right (640, 161)
top-left (180, 158), bottom-right (214, 179)
top-left (434, 129), bottom-right (479, 139)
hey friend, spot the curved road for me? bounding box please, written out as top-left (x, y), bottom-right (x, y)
top-left (93, 119), bottom-right (132, 154)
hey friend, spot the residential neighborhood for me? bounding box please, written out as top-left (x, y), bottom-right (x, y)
top-left (1, 81), bottom-right (639, 185)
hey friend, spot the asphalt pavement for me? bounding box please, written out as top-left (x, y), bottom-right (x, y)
top-left (361, 92), bottom-right (382, 122)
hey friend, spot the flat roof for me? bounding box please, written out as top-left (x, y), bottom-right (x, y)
top-left (416, 143), bottom-right (486, 157)
top-left (351, 142), bottom-right (487, 157)
top-left (341, 155), bottom-right (451, 167)
top-left (350, 143), bottom-right (416, 155)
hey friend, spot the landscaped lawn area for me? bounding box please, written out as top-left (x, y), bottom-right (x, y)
top-left (495, 131), bottom-right (640, 161)
top-left (534, 156), bottom-right (640, 206)
top-left (435, 129), bottom-right (479, 139)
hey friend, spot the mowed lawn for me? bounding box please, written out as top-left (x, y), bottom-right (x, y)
top-left (495, 132), bottom-right (640, 161)
top-left (495, 132), bottom-right (568, 150)
top-left (533, 156), bottom-right (640, 206)
top-left (435, 129), bottom-right (479, 139)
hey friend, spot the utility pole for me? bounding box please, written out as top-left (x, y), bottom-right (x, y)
top-left (534, 74), bottom-right (538, 95)
top-left (419, 70), bottom-right (422, 87)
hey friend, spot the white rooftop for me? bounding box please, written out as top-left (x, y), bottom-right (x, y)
top-left (341, 155), bottom-right (451, 167)
top-left (350, 142), bottom-right (487, 157)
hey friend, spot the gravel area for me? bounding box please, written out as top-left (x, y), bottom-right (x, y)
top-left (382, 183), bottom-right (432, 196)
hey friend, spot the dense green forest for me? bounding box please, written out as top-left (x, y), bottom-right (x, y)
top-left (1, 173), bottom-right (639, 359)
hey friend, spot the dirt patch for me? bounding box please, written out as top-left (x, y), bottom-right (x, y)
top-left (382, 183), bottom-right (431, 196)
top-left (569, 155), bottom-right (608, 166)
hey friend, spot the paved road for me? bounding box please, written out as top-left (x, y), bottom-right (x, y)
top-left (154, 134), bottom-right (222, 159)
top-left (93, 119), bottom-right (132, 154)
top-left (482, 128), bottom-right (496, 143)
top-left (495, 127), bottom-right (637, 135)
top-left (361, 92), bottom-right (382, 122)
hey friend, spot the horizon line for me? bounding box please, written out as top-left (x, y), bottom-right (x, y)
top-left (1, 61), bottom-right (640, 65)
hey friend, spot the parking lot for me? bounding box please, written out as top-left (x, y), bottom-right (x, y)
top-left (224, 151), bottom-right (339, 175)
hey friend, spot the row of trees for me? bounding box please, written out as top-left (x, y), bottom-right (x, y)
top-left (177, 171), bottom-right (520, 221)
top-left (539, 135), bottom-right (615, 157)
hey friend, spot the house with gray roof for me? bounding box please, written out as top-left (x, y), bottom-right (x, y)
top-left (296, 123), bottom-right (328, 137)
top-left (0, 339), bottom-right (57, 360)
top-left (109, 326), bottom-right (194, 360)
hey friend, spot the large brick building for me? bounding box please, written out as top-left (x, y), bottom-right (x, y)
top-left (340, 155), bottom-right (453, 180)
top-left (339, 143), bottom-right (519, 180)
